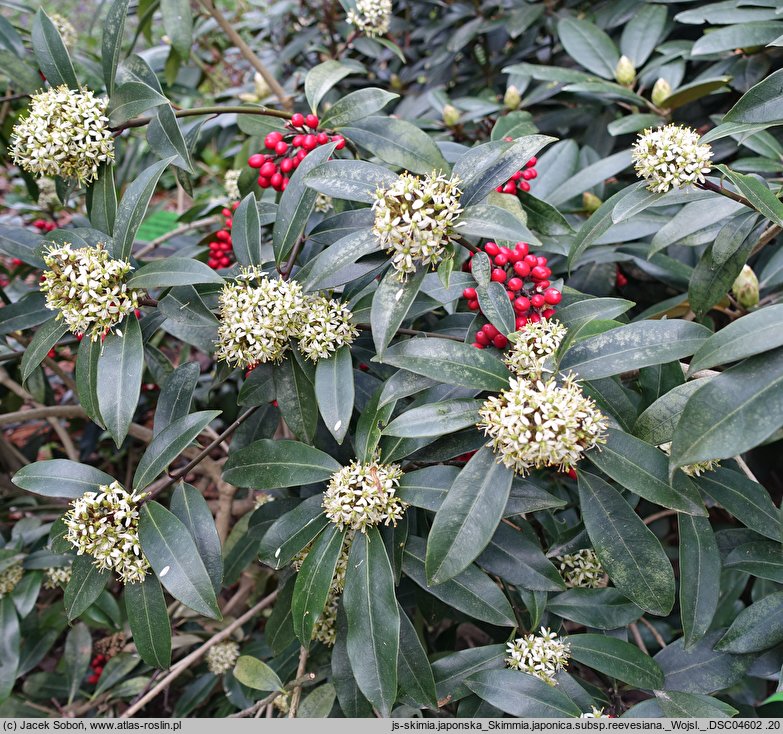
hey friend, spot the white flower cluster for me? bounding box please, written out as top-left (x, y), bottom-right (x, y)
top-left (632, 124), bottom-right (712, 193)
top-left (274, 692), bottom-right (291, 715)
top-left (323, 460), bottom-right (407, 532)
top-left (44, 565), bottom-right (73, 589)
top-left (556, 549), bottom-right (607, 589)
top-left (63, 481), bottom-right (150, 584)
top-left (506, 627), bottom-right (570, 686)
top-left (314, 193), bottom-right (333, 213)
top-left (478, 375), bottom-right (607, 476)
top-left (504, 320), bottom-right (568, 380)
top-left (347, 0), bottom-right (392, 36)
top-left (224, 169), bottom-right (241, 201)
top-left (372, 171), bottom-right (463, 278)
top-left (297, 295), bottom-right (359, 363)
top-left (0, 562), bottom-right (23, 598)
top-left (206, 640), bottom-right (240, 675)
top-left (581, 707), bottom-right (611, 719)
top-left (50, 13), bottom-right (77, 46)
top-left (658, 442), bottom-right (720, 477)
top-left (40, 243), bottom-right (141, 341)
top-left (10, 86), bottom-right (114, 184)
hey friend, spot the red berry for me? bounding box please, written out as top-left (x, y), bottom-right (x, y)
top-left (616, 270), bottom-right (628, 287)
top-left (483, 324), bottom-right (499, 339)
top-left (305, 114), bottom-right (319, 129)
top-left (507, 277), bottom-right (523, 292)
top-left (219, 256), bottom-right (231, 268)
top-left (472, 342), bottom-right (484, 349)
top-left (515, 242), bottom-right (529, 258)
top-left (463, 287), bottom-right (477, 300)
top-left (518, 181), bottom-right (531, 192)
top-left (484, 242), bottom-right (500, 256)
top-left (511, 171), bottom-right (522, 181)
top-left (513, 261), bottom-right (531, 277)
top-left (232, 201), bottom-right (240, 210)
top-left (224, 218), bottom-right (232, 229)
top-left (11, 258), bottom-right (22, 267)
top-left (531, 266), bottom-right (549, 280)
top-left (544, 288), bottom-right (562, 305)
top-left (302, 135), bottom-right (317, 151)
top-left (94, 666), bottom-right (103, 676)
top-left (494, 254), bottom-right (508, 267)
top-left (264, 131), bottom-right (283, 149)
top-left (281, 178), bottom-right (289, 191)
top-left (248, 153), bottom-right (265, 168)
top-left (216, 230), bottom-right (230, 242)
top-left (296, 149), bottom-right (308, 161)
top-left (280, 157), bottom-right (294, 173)
top-left (275, 141), bottom-right (289, 155)
top-left (222, 208), bottom-right (232, 217)
top-left (475, 330), bottom-right (490, 346)
top-left (528, 169), bottom-right (537, 179)
top-left (333, 136), bottom-right (346, 150)
top-left (496, 185), bottom-right (503, 193)
top-left (291, 112), bottom-right (305, 127)
top-left (47, 348), bottom-right (56, 359)
top-left (292, 134), bottom-right (304, 147)
top-left (270, 173), bottom-right (283, 190)
top-left (208, 258), bottom-right (219, 269)
top-left (491, 268), bottom-right (507, 283)
top-left (258, 176), bottom-right (271, 188)
top-left (492, 334), bottom-right (508, 349)
top-left (536, 256), bottom-right (548, 266)
top-left (467, 299), bottom-right (480, 310)
top-left (502, 182), bottom-right (516, 194)
top-left (317, 132), bottom-right (329, 145)
top-left (220, 242), bottom-right (232, 252)
top-left (522, 169), bottom-right (533, 180)
top-left (506, 289), bottom-right (516, 300)
top-left (258, 162), bottom-right (275, 178)
top-left (514, 296), bottom-right (530, 312)
top-left (524, 254), bottom-right (538, 267)
top-left (515, 317), bottom-right (527, 329)
top-left (536, 280), bottom-right (551, 290)
top-left (529, 312), bottom-right (541, 323)
top-left (568, 468), bottom-right (577, 480)
top-left (87, 675), bottom-right (99, 685)
top-left (531, 294), bottom-right (545, 309)
top-left (526, 157), bottom-right (537, 168)
top-left (542, 308), bottom-right (556, 318)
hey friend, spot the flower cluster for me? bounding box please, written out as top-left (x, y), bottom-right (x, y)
top-left (478, 375), bottom-right (607, 476)
top-left (556, 549), bottom-right (607, 589)
top-left (63, 481), bottom-right (150, 584)
top-left (44, 565), bottom-right (73, 589)
top-left (50, 13), bottom-right (77, 46)
top-left (40, 243), bottom-right (142, 340)
top-left (315, 193), bottom-right (333, 213)
top-left (372, 171), bottom-right (463, 277)
top-left (0, 561), bottom-right (23, 598)
top-left (206, 640), bottom-right (240, 676)
top-left (347, 0), bottom-right (392, 36)
top-left (10, 86), bottom-right (114, 184)
top-left (658, 443), bottom-right (720, 477)
top-left (323, 460), bottom-right (407, 532)
top-left (497, 152), bottom-right (538, 195)
top-left (632, 124), bottom-right (712, 193)
top-left (37, 177), bottom-right (60, 210)
top-left (224, 169), bottom-right (241, 201)
top-left (207, 202), bottom-right (239, 271)
top-left (248, 114), bottom-right (345, 192)
top-left (581, 708), bottom-right (612, 719)
top-left (296, 295), bottom-right (359, 362)
top-left (506, 627), bottom-right (570, 686)
top-left (504, 319), bottom-right (567, 380)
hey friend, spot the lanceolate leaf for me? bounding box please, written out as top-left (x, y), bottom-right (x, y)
top-left (716, 592), bottom-right (783, 653)
top-left (274, 352), bottom-right (318, 444)
top-left (12, 460), bottom-right (115, 499)
top-left (153, 362), bottom-right (200, 436)
top-left (64, 555), bottom-right (111, 621)
top-left (231, 193), bottom-right (263, 267)
top-left (102, 0), bottom-right (130, 95)
top-left (568, 634), bottom-right (664, 689)
top-left (383, 399), bottom-right (484, 438)
top-left (32, 9), bottom-right (78, 89)
top-left (476, 281), bottom-right (516, 336)
top-left (0, 596), bottom-right (20, 704)
top-left (20, 317), bottom-right (68, 383)
top-left (124, 575), bottom-right (171, 669)
top-left (128, 258), bottom-right (222, 288)
top-left (397, 608), bottom-right (438, 709)
top-left (372, 266), bottom-right (427, 358)
top-left (258, 495), bottom-right (331, 568)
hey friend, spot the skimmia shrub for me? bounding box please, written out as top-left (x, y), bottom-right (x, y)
top-left (2, 0), bottom-right (783, 721)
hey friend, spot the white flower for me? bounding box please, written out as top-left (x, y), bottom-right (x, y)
top-left (658, 442), bottom-right (720, 477)
top-left (506, 627), bottom-right (570, 686)
top-left (63, 481), bottom-right (150, 584)
top-left (40, 243), bottom-right (141, 341)
top-left (206, 640), bottom-right (240, 675)
top-left (224, 169), bottom-right (241, 201)
top-left (314, 193), bottom-right (333, 213)
top-left (44, 565), bottom-right (73, 589)
top-left (504, 320), bottom-right (568, 380)
top-left (323, 460), bottom-right (407, 532)
top-left (372, 171), bottom-right (463, 278)
top-left (478, 376), bottom-right (607, 476)
top-left (254, 492), bottom-right (276, 508)
top-left (295, 295), bottom-right (359, 363)
top-left (632, 124), bottom-right (712, 193)
top-left (347, 0), bottom-right (392, 36)
top-left (215, 269), bottom-right (306, 368)
top-left (0, 562), bottom-right (23, 598)
top-left (581, 707), bottom-right (611, 718)
top-left (10, 86), bottom-right (114, 184)
top-left (556, 549), bottom-right (607, 589)
top-left (50, 14), bottom-right (77, 46)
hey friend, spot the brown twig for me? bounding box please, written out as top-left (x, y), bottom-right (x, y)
top-left (111, 105), bottom-right (292, 134)
top-left (639, 617), bottom-right (667, 648)
top-left (629, 622), bottom-right (648, 654)
top-left (643, 509), bottom-right (677, 525)
top-left (751, 223), bottom-right (782, 257)
top-left (356, 323), bottom-right (464, 342)
top-left (696, 179), bottom-right (753, 209)
top-left (135, 216), bottom-right (221, 258)
top-left (288, 646), bottom-right (309, 718)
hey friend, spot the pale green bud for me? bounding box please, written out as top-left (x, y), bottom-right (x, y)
top-left (583, 192), bottom-right (603, 213)
top-left (442, 104), bottom-right (461, 127)
top-left (614, 55), bottom-right (636, 87)
top-left (504, 85), bottom-right (522, 110)
top-left (732, 265), bottom-right (759, 309)
top-left (651, 78), bottom-right (672, 107)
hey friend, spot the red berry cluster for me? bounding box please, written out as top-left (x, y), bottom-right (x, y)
top-left (33, 218), bottom-right (57, 233)
top-left (496, 154), bottom-right (538, 195)
top-left (207, 203), bottom-right (239, 270)
top-left (462, 241), bottom-right (562, 349)
top-left (86, 653), bottom-right (106, 686)
top-left (247, 113), bottom-right (345, 192)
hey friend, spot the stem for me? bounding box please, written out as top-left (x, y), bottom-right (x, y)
top-left (453, 235), bottom-right (480, 254)
top-left (280, 236), bottom-right (305, 279)
top-left (356, 323), bottom-right (464, 342)
top-left (135, 216), bottom-right (221, 258)
top-left (697, 179), bottom-right (753, 209)
top-left (751, 223), bottom-right (782, 257)
top-left (138, 296), bottom-right (159, 308)
top-left (111, 105), bottom-right (292, 134)
top-left (288, 646), bottom-right (309, 718)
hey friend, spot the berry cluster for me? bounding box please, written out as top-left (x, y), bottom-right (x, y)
top-left (462, 241), bottom-right (562, 349)
top-left (496, 154), bottom-right (538, 195)
top-left (207, 202), bottom-right (239, 271)
top-left (86, 653), bottom-right (107, 686)
top-left (247, 113), bottom-right (345, 192)
top-left (33, 218), bottom-right (57, 233)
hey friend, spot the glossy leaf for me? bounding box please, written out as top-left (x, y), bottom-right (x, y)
top-left (234, 656), bottom-right (284, 691)
top-left (679, 515), bottom-right (720, 649)
top-left (32, 9), bottom-right (77, 88)
top-left (125, 576), bottom-right (171, 669)
top-left (371, 266), bottom-right (426, 358)
top-left (315, 346), bottom-right (355, 444)
top-left (716, 592), bottom-right (783, 653)
top-left (64, 555), bottom-right (111, 621)
top-left (231, 193), bottom-right (262, 267)
top-left (12, 460), bottom-right (115, 499)
top-left (568, 634), bottom-right (663, 689)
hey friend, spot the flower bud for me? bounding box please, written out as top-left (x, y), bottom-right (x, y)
top-left (651, 77), bottom-right (672, 107)
top-left (614, 55), bottom-right (636, 87)
top-left (504, 85), bottom-right (522, 110)
top-left (732, 264), bottom-right (759, 309)
top-left (442, 104), bottom-right (461, 127)
top-left (253, 72), bottom-right (271, 99)
top-left (583, 191), bottom-right (603, 213)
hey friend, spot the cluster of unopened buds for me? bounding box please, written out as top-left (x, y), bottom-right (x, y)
top-left (462, 241), bottom-right (562, 348)
top-left (248, 113), bottom-right (345, 192)
top-left (33, 218), bottom-right (57, 233)
top-left (496, 151), bottom-right (538, 195)
top-left (207, 202), bottom-right (239, 270)
top-left (86, 653), bottom-right (107, 686)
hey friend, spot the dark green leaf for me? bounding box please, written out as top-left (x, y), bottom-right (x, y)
top-left (716, 592), bottom-right (783, 653)
top-left (371, 266), bottom-right (426, 358)
top-left (231, 193), bottom-right (262, 267)
top-left (477, 281), bottom-right (516, 336)
top-left (725, 541), bottom-right (783, 582)
top-left (558, 17), bottom-right (618, 79)
top-left (320, 88), bottom-right (398, 128)
top-left (12, 460), bottom-right (115, 499)
top-left (275, 356), bottom-right (318, 443)
top-left (679, 515), bottom-right (720, 649)
top-left (129, 258), bottom-right (224, 290)
top-left (153, 362), bottom-right (200, 436)
top-left (108, 81), bottom-right (169, 125)
top-left (76, 335), bottom-right (104, 427)
top-left (64, 622), bottom-right (91, 704)
top-left (548, 588), bottom-right (642, 629)
top-left (716, 165), bottom-right (783, 228)
top-left (87, 164), bottom-right (117, 235)
top-left (305, 61), bottom-right (353, 113)
top-left (32, 9), bottom-right (78, 88)
top-left (693, 21), bottom-right (783, 56)
top-left (633, 381), bottom-right (706, 446)
top-left (397, 609), bottom-right (438, 709)
top-left (20, 317), bottom-right (68, 384)
top-left (304, 160), bottom-right (397, 204)
top-left (125, 575), bottom-right (171, 669)
top-left (568, 634), bottom-right (663, 689)
top-left (64, 555), bottom-right (111, 621)
top-left (384, 399), bottom-right (484, 438)
top-left (656, 691), bottom-right (737, 719)
top-left (160, 0), bottom-right (192, 58)
top-left (102, 0), bottom-right (129, 95)
top-left (723, 68), bottom-right (783, 125)
top-left (432, 645), bottom-right (505, 704)
top-left (258, 495), bottom-right (330, 568)
top-left (0, 597), bottom-right (20, 704)
top-left (315, 346), bottom-right (354, 444)
top-left (147, 104), bottom-right (194, 172)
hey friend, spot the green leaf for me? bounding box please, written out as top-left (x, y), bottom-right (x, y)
top-left (233, 656), bottom-right (284, 691)
top-left (20, 317), bottom-right (68, 384)
top-left (384, 399), bottom-right (484, 438)
top-left (377, 339), bottom-right (510, 391)
top-left (343, 529), bottom-right (399, 717)
top-left (160, 0), bottom-right (192, 58)
top-left (723, 68), bottom-right (783, 125)
top-left (656, 691), bottom-right (737, 719)
top-left (64, 555), bottom-right (111, 621)
top-left (124, 575), bottom-right (171, 669)
top-left (321, 88), bottom-right (398, 128)
top-left (0, 597), bottom-right (20, 704)
top-left (102, 0), bottom-right (129, 95)
top-left (315, 346), bottom-right (354, 444)
top-left (0, 226), bottom-right (45, 268)
top-left (274, 356), bottom-right (318, 443)
top-left (299, 683), bottom-right (337, 717)
top-left (608, 113), bottom-right (665, 137)
top-left (305, 61), bottom-right (353, 113)
top-left (139, 501), bottom-right (221, 619)
top-left (578, 471), bottom-right (675, 616)
top-left (292, 525), bottom-right (344, 646)
top-left (716, 591), bottom-right (783, 653)
top-left (64, 622), bottom-right (92, 704)
top-left (354, 386), bottom-right (396, 463)
top-left (556, 297), bottom-right (634, 331)
top-left (588, 428), bottom-right (706, 515)
top-left (371, 266), bottom-right (426, 358)
top-left (273, 143), bottom-right (336, 264)
top-left (558, 17), bottom-right (619, 79)
top-left (633, 381), bottom-right (706, 446)
top-left (76, 336), bottom-right (104, 428)
top-left (340, 117), bottom-right (448, 175)
top-left (12, 460), bottom-right (115, 499)
top-left (108, 81), bottom-right (169, 125)
top-left (671, 347), bottom-right (783, 468)
top-left (301, 229), bottom-right (380, 292)
top-left (231, 193), bottom-right (262, 267)
top-left (459, 201), bottom-right (541, 246)
top-left (403, 537), bottom-right (515, 627)
top-left (620, 4), bottom-right (667, 66)
top-left (712, 211), bottom-right (759, 266)
top-left (432, 645), bottom-right (505, 704)
top-left (224, 439), bottom-right (340, 489)
top-left (465, 668), bottom-right (581, 717)
top-left (568, 634), bottom-right (663, 689)
top-left (661, 78), bottom-right (733, 111)
top-left (304, 160), bottom-right (397, 204)
top-left (548, 150), bottom-right (633, 208)
top-left (32, 9), bottom-right (78, 88)
top-left (97, 316), bottom-right (144, 448)
top-left (425, 447), bottom-right (513, 584)
top-left (715, 165), bottom-right (783, 228)
top-left (678, 515), bottom-right (720, 649)
top-left (86, 164), bottom-right (118, 236)
top-left (547, 589), bottom-right (642, 630)
top-left (560, 320), bottom-right (711, 380)
top-left (111, 157), bottom-right (174, 260)
top-left (147, 105), bottom-right (194, 172)
top-left (693, 21), bottom-right (783, 56)
top-left (153, 362), bottom-right (200, 436)
top-left (477, 281), bottom-right (516, 336)
top-left (128, 257), bottom-right (223, 288)
top-left (397, 609), bottom-right (438, 709)
top-left (258, 495), bottom-right (330, 568)
top-left (724, 541), bottom-right (783, 582)
top-left (237, 364), bottom-right (275, 407)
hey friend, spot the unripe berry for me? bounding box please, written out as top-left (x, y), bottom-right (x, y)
top-left (305, 114), bottom-right (319, 129)
top-left (248, 153), bottom-right (265, 168)
top-left (491, 268), bottom-right (507, 283)
top-left (531, 294), bottom-right (545, 309)
top-left (544, 288), bottom-right (562, 305)
top-left (484, 242), bottom-right (500, 256)
top-left (291, 112), bottom-right (305, 127)
top-left (583, 191), bottom-right (602, 213)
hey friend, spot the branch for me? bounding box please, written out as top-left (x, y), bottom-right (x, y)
top-left (135, 216), bottom-right (221, 258)
top-left (288, 646), bottom-right (309, 718)
top-left (111, 105), bottom-right (292, 134)
top-left (356, 323), bottom-right (464, 342)
top-left (751, 223), bottom-right (782, 257)
top-left (0, 405), bottom-right (86, 426)
top-left (697, 179), bottom-right (753, 209)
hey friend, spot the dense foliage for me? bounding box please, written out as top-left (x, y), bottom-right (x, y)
top-left (1, 0), bottom-right (783, 720)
